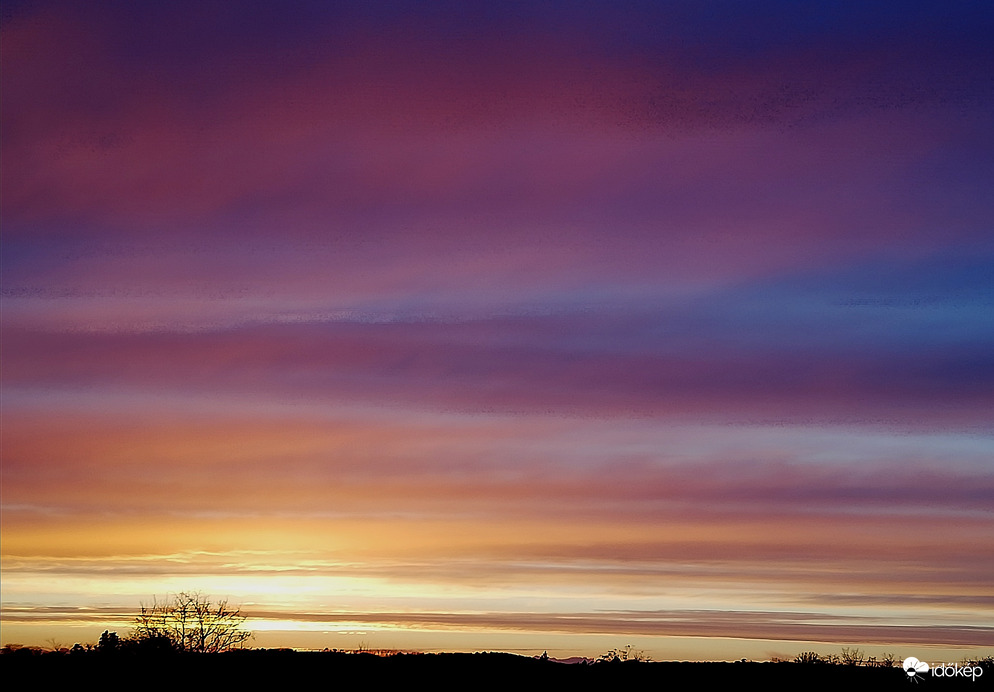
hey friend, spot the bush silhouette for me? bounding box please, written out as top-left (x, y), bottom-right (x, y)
top-left (97, 630), bottom-right (120, 653)
top-left (597, 645), bottom-right (650, 663)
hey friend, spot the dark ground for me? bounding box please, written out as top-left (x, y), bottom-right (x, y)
top-left (1, 650), bottom-right (985, 690)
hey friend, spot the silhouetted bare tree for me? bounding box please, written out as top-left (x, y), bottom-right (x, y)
top-left (132, 592), bottom-right (251, 653)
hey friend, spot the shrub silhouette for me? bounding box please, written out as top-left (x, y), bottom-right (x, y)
top-left (840, 647), bottom-right (865, 666)
top-left (597, 645), bottom-right (651, 663)
top-left (97, 630), bottom-right (120, 653)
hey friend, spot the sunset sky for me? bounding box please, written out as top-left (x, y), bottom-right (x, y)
top-left (2, 0), bottom-right (992, 660)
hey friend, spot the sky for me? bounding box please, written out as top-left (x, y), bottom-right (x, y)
top-left (2, 0), bottom-right (992, 661)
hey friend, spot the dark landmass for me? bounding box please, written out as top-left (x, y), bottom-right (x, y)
top-left (4, 649), bottom-right (988, 690)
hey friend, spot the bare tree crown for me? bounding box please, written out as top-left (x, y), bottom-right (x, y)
top-left (133, 591), bottom-right (251, 653)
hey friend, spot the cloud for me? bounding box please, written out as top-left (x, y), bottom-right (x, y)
top-left (6, 601), bottom-right (990, 647)
top-left (2, 1), bottom-right (992, 656)
top-left (4, 274), bottom-right (990, 427)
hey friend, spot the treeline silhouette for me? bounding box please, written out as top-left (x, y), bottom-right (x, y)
top-left (4, 644), bottom-right (991, 691)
